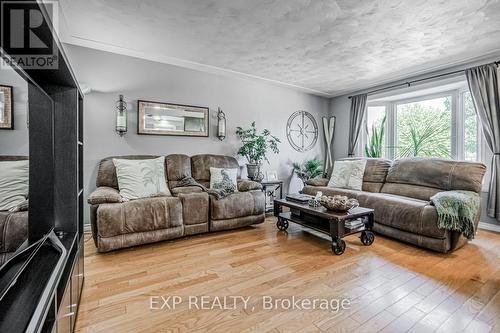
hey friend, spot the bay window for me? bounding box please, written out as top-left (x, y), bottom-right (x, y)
top-left (362, 83), bottom-right (481, 162)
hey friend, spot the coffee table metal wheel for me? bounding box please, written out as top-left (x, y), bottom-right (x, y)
top-left (276, 217), bottom-right (289, 231)
top-left (360, 230), bottom-right (375, 246)
top-left (331, 237), bottom-right (346, 255)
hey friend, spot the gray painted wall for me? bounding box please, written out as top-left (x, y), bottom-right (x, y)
top-left (329, 93), bottom-right (500, 228)
top-left (64, 44), bottom-right (330, 225)
top-left (0, 61), bottom-right (29, 155)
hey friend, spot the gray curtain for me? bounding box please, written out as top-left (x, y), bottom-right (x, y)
top-left (348, 94), bottom-right (368, 157)
top-left (465, 63), bottom-right (500, 221)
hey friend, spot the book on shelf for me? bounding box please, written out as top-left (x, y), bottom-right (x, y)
top-left (345, 218), bottom-right (364, 228)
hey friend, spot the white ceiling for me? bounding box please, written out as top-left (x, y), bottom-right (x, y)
top-left (59, 0), bottom-right (500, 97)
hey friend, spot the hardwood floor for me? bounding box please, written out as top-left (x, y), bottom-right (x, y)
top-left (75, 217), bottom-right (500, 333)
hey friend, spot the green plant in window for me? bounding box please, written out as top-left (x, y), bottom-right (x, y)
top-left (364, 115), bottom-right (386, 158)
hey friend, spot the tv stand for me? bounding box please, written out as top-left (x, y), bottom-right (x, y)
top-left (0, 1), bottom-right (85, 331)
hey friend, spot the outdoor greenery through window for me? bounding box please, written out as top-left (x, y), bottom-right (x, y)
top-left (363, 85), bottom-right (480, 161)
top-left (463, 91), bottom-right (478, 161)
top-left (396, 96), bottom-right (452, 158)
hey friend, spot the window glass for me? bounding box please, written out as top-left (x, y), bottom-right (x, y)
top-left (463, 91), bottom-right (478, 161)
top-left (395, 96), bottom-right (452, 159)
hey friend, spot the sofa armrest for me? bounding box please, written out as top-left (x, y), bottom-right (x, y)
top-left (237, 180), bottom-right (263, 192)
top-left (305, 178), bottom-right (329, 187)
top-left (0, 211), bottom-right (28, 254)
top-left (171, 186), bottom-right (203, 195)
top-left (87, 186), bottom-right (123, 205)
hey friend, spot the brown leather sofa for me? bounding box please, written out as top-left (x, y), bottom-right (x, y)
top-left (0, 210), bottom-right (28, 266)
top-left (304, 157), bottom-right (486, 253)
top-left (88, 154), bottom-right (265, 252)
top-left (0, 156), bottom-right (29, 266)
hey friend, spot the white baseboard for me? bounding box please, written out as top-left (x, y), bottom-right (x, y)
top-left (478, 222), bottom-right (500, 233)
top-left (83, 224), bottom-right (91, 233)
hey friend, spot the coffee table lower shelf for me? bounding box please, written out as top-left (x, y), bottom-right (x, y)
top-left (278, 212), bottom-right (367, 236)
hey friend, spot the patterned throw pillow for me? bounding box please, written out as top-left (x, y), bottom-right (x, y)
top-left (328, 160), bottom-right (367, 191)
top-left (209, 167), bottom-right (238, 193)
top-left (113, 157), bottom-right (171, 200)
top-left (0, 160), bottom-right (29, 211)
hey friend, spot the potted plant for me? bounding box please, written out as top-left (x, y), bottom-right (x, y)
top-left (364, 115), bottom-right (386, 158)
top-left (292, 159), bottom-right (324, 183)
top-left (236, 122), bottom-right (280, 180)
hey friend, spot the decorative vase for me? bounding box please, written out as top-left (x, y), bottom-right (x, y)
top-left (246, 163), bottom-right (261, 180)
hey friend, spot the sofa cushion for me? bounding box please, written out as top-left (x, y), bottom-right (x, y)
top-left (96, 197), bottom-right (182, 238)
top-left (210, 191), bottom-right (265, 220)
top-left (302, 186), bottom-right (361, 200)
top-left (191, 155), bottom-right (241, 184)
top-left (166, 154), bottom-right (192, 189)
top-left (384, 158), bottom-right (486, 194)
top-left (357, 192), bottom-right (446, 239)
top-left (97, 155), bottom-right (160, 189)
top-left (380, 183), bottom-right (441, 202)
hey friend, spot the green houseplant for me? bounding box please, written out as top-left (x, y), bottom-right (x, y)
top-left (292, 159), bottom-right (323, 183)
top-left (364, 115), bottom-right (386, 158)
top-left (236, 122), bottom-right (280, 180)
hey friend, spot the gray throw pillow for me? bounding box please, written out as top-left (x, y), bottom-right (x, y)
top-left (0, 160), bottom-right (29, 211)
top-left (113, 157), bottom-right (171, 200)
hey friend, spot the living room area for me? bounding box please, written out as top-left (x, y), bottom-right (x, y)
top-left (1, 1), bottom-right (500, 332)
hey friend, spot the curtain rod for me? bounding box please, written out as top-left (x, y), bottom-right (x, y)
top-left (348, 60), bottom-right (500, 99)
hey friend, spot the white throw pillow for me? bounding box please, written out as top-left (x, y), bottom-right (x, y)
top-left (0, 160), bottom-right (29, 211)
top-left (210, 167), bottom-right (238, 192)
top-left (113, 157), bottom-right (171, 200)
top-left (328, 160), bottom-right (367, 191)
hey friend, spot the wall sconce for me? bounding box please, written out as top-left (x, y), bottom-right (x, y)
top-left (217, 107), bottom-right (226, 140)
top-left (116, 94), bottom-right (127, 136)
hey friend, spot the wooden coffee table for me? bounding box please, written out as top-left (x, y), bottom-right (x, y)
top-left (273, 197), bottom-right (375, 255)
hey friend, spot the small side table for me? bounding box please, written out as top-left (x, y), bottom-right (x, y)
top-left (261, 180), bottom-right (283, 213)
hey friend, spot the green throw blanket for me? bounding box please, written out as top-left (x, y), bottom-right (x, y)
top-left (430, 190), bottom-right (480, 240)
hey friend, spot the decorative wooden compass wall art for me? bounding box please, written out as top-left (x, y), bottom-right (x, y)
top-left (286, 111), bottom-right (318, 152)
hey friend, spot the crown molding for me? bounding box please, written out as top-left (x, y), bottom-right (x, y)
top-left (61, 35), bottom-right (333, 98)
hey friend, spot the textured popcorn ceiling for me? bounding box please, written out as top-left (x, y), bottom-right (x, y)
top-left (59, 0), bottom-right (500, 96)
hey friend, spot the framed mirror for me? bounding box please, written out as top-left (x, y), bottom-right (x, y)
top-left (0, 85), bottom-right (13, 130)
top-left (138, 100), bottom-right (209, 137)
